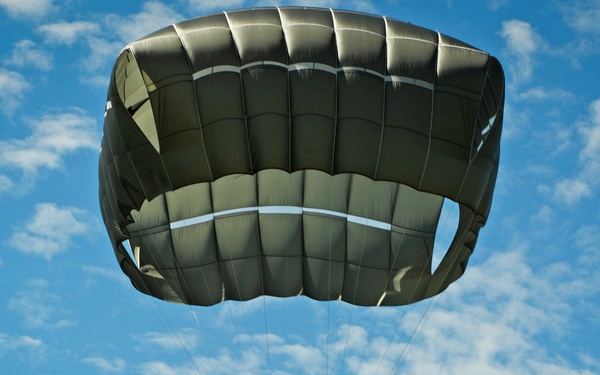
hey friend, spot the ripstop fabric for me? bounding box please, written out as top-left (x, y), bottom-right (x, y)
top-left (99, 7), bottom-right (504, 306)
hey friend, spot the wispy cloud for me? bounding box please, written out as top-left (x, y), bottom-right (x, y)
top-left (0, 109), bottom-right (97, 189)
top-left (10, 203), bottom-right (94, 260)
top-left (37, 21), bottom-right (101, 46)
top-left (125, 237), bottom-right (599, 375)
top-left (516, 87), bottom-right (575, 102)
top-left (187, 0), bottom-right (246, 11)
top-left (103, 1), bottom-right (182, 45)
top-left (7, 279), bottom-right (77, 329)
top-left (0, 68), bottom-right (30, 116)
top-left (499, 20), bottom-right (543, 83)
top-left (561, 0), bottom-right (600, 35)
top-left (137, 328), bottom-right (201, 352)
top-left (82, 357), bottom-right (127, 372)
top-left (4, 40), bottom-right (53, 71)
top-left (553, 98), bottom-right (600, 205)
top-left (0, 0), bottom-right (55, 19)
top-left (0, 333), bottom-right (46, 364)
top-left (488, 0), bottom-right (509, 11)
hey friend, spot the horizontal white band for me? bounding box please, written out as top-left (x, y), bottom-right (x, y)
top-left (170, 205), bottom-right (392, 231)
top-left (191, 61), bottom-right (434, 91)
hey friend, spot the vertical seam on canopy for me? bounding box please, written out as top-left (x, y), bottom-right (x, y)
top-left (373, 16), bottom-right (389, 179)
top-left (224, 10), bottom-right (254, 174)
top-left (418, 31), bottom-right (440, 190)
top-left (277, 6), bottom-right (293, 173)
top-left (330, 8), bottom-right (339, 175)
top-left (172, 23), bottom-right (214, 181)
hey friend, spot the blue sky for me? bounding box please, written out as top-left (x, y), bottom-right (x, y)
top-left (0, 0), bottom-right (599, 374)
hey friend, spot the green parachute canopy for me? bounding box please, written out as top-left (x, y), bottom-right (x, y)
top-left (99, 7), bottom-right (504, 306)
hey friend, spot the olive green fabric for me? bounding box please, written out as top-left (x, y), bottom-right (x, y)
top-left (99, 7), bottom-right (504, 306)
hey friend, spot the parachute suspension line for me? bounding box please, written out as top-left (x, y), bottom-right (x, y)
top-left (383, 205), bottom-right (460, 375)
top-left (261, 292), bottom-right (273, 375)
top-left (139, 291), bottom-right (208, 375)
top-left (388, 73), bottom-right (491, 370)
top-left (224, 300), bottom-right (249, 375)
top-left (326, 207), bottom-right (334, 375)
top-left (302, 296), bottom-right (314, 375)
top-left (222, 248), bottom-right (251, 375)
top-left (377, 31), bottom-right (443, 374)
top-left (340, 215), bottom-right (370, 375)
top-left (134, 232), bottom-right (209, 375)
top-left (223, 11), bottom-right (272, 372)
top-left (390, 59), bottom-right (495, 373)
top-left (120, 140), bottom-right (210, 373)
top-left (160, 26), bottom-right (240, 372)
top-left (155, 132), bottom-right (228, 373)
top-left (357, 20), bottom-right (391, 373)
top-left (388, 70), bottom-right (499, 374)
top-left (358, 197), bottom-right (410, 375)
top-left (388, 132), bottom-right (479, 375)
top-left (327, 9), bottom-right (341, 372)
top-left (373, 210), bottom-right (429, 374)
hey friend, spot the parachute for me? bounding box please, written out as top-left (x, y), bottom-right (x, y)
top-left (99, 7), bottom-right (504, 307)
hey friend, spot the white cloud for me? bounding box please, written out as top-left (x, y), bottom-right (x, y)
top-left (580, 98), bottom-right (600, 160)
top-left (0, 68), bottom-right (30, 116)
top-left (250, 0), bottom-right (376, 12)
top-left (80, 37), bottom-right (123, 72)
top-left (562, 0), bottom-right (600, 35)
top-left (488, 0), bottom-right (509, 10)
top-left (0, 173), bottom-right (14, 192)
top-left (104, 1), bottom-right (182, 44)
top-left (7, 279), bottom-right (77, 329)
top-left (82, 357), bottom-right (127, 372)
top-left (552, 98), bottom-right (600, 205)
top-left (187, 0), bottom-right (246, 11)
top-left (500, 20), bottom-right (542, 83)
top-left (0, 334), bottom-right (42, 349)
top-left (516, 87), bottom-right (575, 102)
top-left (554, 178), bottom-right (592, 206)
top-left (0, 110), bottom-right (97, 175)
top-left (4, 40), bottom-right (53, 71)
top-left (10, 203), bottom-right (93, 260)
top-left (126, 229), bottom-right (600, 375)
top-left (37, 21), bottom-right (100, 45)
top-left (0, 0), bottom-right (54, 18)
top-left (0, 333), bottom-right (46, 364)
top-left (137, 328), bottom-right (201, 352)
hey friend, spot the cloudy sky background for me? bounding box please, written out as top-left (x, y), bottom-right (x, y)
top-left (0, 0), bottom-right (599, 374)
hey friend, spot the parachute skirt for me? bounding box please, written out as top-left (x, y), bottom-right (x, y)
top-left (99, 7), bottom-right (504, 307)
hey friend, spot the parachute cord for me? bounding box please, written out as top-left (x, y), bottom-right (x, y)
top-left (339, 225), bottom-right (369, 375)
top-left (386, 140), bottom-right (478, 375)
top-left (222, 239), bottom-right (252, 375)
top-left (387, 216), bottom-right (472, 375)
top-left (153, 158), bottom-right (230, 373)
top-left (302, 296), bottom-right (314, 375)
top-left (117, 124), bottom-right (210, 373)
top-left (326, 178), bottom-right (335, 375)
top-left (387, 290), bottom-right (445, 375)
top-left (357, 220), bottom-right (409, 374)
top-left (140, 295), bottom-right (207, 375)
top-left (135, 233), bottom-right (211, 375)
top-left (262, 296), bottom-right (273, 375)
top-left (224, 300), bottom-right (249, 375)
